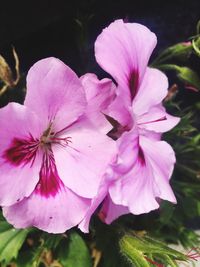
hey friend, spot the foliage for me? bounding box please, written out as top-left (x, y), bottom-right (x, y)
top-left (0, 214), bottom-right (30, 265)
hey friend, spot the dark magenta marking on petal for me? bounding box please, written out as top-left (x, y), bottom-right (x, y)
top-left (129, 69), bottom-right (139, 100)
top-left (35, 150), bottom-right (63, 198)
top-left (138, 116), bottom-right (167, 126)
top-left (138, 147), bottom-right (145, 165)
top-left (4, 137), bottom-right (39, 167)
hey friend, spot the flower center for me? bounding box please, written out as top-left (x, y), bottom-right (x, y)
top-left (40, 124), bottom-right (72, 147)
top-left (3, 125), bottom-right (72, 198)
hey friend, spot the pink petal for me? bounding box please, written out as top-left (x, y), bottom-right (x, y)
top-left (100, 195), bottom-right (129, 224)
top-left (0, 103), bottom-right (43, 206)
top-left (109, 132), bottom-right (176, 215)
top-left (137, 105), bottom-right (180, 133)
top-left (139, 130), bottom-right (162, 141)
top-left (132, 68), bottom-right (168, 115)
top-left (114, 129), bottom-right (139, 174)
top-left (95, 20), bottom-right (157, 99)
top-left (109, 160), bottom-right (160, 215)
top-left (81, 73), bottom-right (115, 133)
top-left (3, 186), bottom-right (90, 233)
top-left (78, 174), bottom-right (109, 233)
top-left (25, 57), bottom-right (86, 132)
top-left (106, 91), bottom-right (133, 127)
top-left (52, 120), bottom-right (117, 198)
top-left (139, 135), bottom-right (177, 202)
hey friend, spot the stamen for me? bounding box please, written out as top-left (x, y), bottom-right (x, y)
top-left (50, 136), bottom-right (72, 144)
top-left (40, 123), bottom-right (72, 148)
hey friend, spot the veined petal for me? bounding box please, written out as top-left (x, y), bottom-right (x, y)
top-left (137, 105), bottom-right (180, 133)
top-left (81, 73), bottom-right (115, 133)
top-left (0, 103), bottom-right (43, 206)
top-left (3, 186), bottom-right (90, 234)
top-left (52, 120), bottom-right (117, 198)
top-left (109, 131), bottom-right (176, 215)
top-left (109, 160), bottom-right (160, 214)
top-left (132, 68), bottom-right (168, 115)
top-left (139, 136), bottom-right (177, 202)
top-left (95, 20), bottom-right (157, 100)
top-left (25, 57), bottom-right (86, 132)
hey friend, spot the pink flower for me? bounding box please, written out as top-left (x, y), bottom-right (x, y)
top-left (0, 57), bottom-right (116, 233)
top-left (80, 73), bottom-right (116, 133)
top-left (93, 20), bottom-right (180, 222)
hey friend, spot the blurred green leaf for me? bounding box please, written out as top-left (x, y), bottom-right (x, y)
top-left (151, 42), bottom-right (192, 66)
top-left (192, 37), bottom-right (200, 57)
top-left (0, 215), bottom-right (30, 263)
top-left (120, 234), bottom-right (189, 267)
top-left (58, 231), bottom-right (92, 267)
top-left (156, 64), bottom-right (200, 91)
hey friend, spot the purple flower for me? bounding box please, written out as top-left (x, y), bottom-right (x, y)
top-left (0, 58), bottom-right (116, 233)
top-left (93, 20), bottom-right (180, 223)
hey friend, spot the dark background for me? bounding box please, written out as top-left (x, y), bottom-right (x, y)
top-left (0, 0), bottom-right (199, 75)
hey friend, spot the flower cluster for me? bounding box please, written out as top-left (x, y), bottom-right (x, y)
top-left (0, 20), bottom-right (179, 233)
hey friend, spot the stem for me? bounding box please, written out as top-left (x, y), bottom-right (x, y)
top-left (0, 84), bottom-right (8, 97)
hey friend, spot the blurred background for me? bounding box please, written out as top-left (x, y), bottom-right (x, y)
top-left (0, 0), bottom-right (200, 108)
top-left (0, 0), bottom-right (199, 73)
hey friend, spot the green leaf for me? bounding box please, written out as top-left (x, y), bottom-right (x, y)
top-left (177, 66), bottom-right (200, 90)
top-left (0, 215), bottom-right (30, 263)
top-left (120, 237), bottom-right (150, 267)
top-left (192, 37), bottom-right (200, 57)
top-left (120, 234), bottom-right (189, 267)
top-left (156, 64), bottom-right (200, 90)
top-left (58, 231), bottom-right (92, 267)
top-left (151, 42), bottom-right (192, 66)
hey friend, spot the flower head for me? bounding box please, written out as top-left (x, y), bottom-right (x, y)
top-left (93, 20), bottom-right (180, 222)
top-left (0, 57), bottom-right (116, 233)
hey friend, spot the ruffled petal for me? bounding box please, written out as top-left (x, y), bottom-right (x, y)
top-left (139, 135), bottom-right (177, 202)
top-left (109, 132), bottom-right (176, 215)
top-left (95, 20), bottom-right (157, 99)
top-left (52, 120), bottom-right (117, 198)
top-left (25, 57), bottom-right (86, 132)
top-left (109, 159), bottom-right (160, 214)
top-left (0, 103), bottom-right (43, 206)
top-left (137, 105), bottom-right (180, 133)
top-left (81, 73), bottom-right (115, 133)
top-left (3, 186), bottom-right (90, 233)
top-left (132, 68), bottom-right (168, 115)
